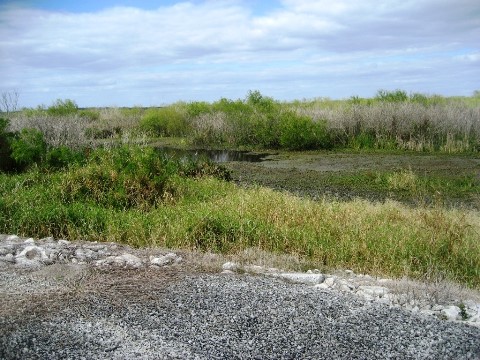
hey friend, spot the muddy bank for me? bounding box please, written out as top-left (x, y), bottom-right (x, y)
top-left (226, 151), bottom-right (480, 208)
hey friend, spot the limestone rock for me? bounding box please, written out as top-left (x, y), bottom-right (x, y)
top-left (150, 253), bottom-right (181, 267)
top-left (15, 245), bottom-right (49, 267)
top-left (222, 262), bottom-right (239, 272)
top-left (276, 272), bottom-right (325, 285)
top-left (441, 305), bottom-right (461, 321)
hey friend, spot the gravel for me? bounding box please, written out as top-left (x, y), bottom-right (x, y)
top-left (1, 235), bottom-right (480, 359)
top-left (2, 273), bottom-right (480, 359)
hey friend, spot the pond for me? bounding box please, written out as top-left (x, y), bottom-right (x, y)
top-left (155, 147), bottom-right (271, 163)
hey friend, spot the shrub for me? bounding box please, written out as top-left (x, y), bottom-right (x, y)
top-left (78, 109), bottom-right (100, 121)
top-left (186, 101), bottom-right (212, 118)
top-left (139, 107), bottom-right (189, 137)
top-left (10, 128), bottom-right (47, 168)
top-left (246, 90), bottom-right (278, 114)
top-left (375, 89), bottom-right (409, 102)
top-left (349, 131), bottom-right (377, 150)
top-left (47, 99), bottom-right (79, 116)
top-left (279, 111), bottom-right (330, 150)
top-left (0, 118), bottom-right (16, 171)
top-left (46, 146), bottom-right (86, 170)
top-left (61, 146), bottom-right (230, 210)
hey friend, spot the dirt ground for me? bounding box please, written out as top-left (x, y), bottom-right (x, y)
top-left (226, 151), bottom-right (480, 207)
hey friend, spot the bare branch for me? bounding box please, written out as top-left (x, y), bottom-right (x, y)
top-left (0, 90), bottom-right (19, 115)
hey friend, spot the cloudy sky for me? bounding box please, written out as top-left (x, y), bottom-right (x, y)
top-left (1, 0), bottom-right (479, 107)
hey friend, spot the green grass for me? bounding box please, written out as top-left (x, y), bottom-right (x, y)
top-left (1, 146), bottom-right (479, 288)
top-left (323, 169), bottom-right (480, 202)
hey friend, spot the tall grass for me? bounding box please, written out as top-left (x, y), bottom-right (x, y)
top-left (0, 146), bottom-right (479, 287)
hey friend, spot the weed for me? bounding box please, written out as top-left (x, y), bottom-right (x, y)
top-left (386, 168), bottom-right (419, 192)
top-left (458, 302), bottom-right (470, 320)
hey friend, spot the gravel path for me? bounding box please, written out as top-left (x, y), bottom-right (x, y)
top-left (1, 235), bottom-right (480, 359)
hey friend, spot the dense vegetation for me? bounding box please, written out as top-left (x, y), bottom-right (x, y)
top-left (1, 90), bottom-right (479, 288)
top-left (4, 89), bottom-right (480, 153)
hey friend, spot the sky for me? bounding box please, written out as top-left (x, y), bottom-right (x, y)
top-left (0, 0), bottom-right (479, 108)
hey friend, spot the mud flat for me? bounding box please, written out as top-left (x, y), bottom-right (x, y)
top-left (227, 151), bottom-right (480, 207)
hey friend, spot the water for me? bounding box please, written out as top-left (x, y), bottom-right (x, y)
top-left (156, 147), bottom-right (271, 163)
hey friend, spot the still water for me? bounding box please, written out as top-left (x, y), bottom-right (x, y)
top-left (155, 147), bottom-right (271, 163)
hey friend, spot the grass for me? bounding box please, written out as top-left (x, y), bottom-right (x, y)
top-left (1, 146), bottom-right (479, 288)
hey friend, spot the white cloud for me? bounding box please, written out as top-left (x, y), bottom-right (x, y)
top-left (0, 0), bottom-right (479, 106)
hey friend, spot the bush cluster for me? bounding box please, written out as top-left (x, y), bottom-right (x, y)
top-left (139, 107), bottom-right (189, 137)
top-left (6, 91), bottom-right (480, 153)
top-left (0, 117), bottom-right (86, 172)
top-left (188, 91), bottom-right (333, 150)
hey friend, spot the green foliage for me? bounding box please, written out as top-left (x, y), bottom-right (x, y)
top-left (139, 107), bottom-right (189, 137)
top-left (61, 146), bottom-right (230, 210)
top-left (120, 106), bottom-right (144, 119)
top-left (78, 109), bottom-right (100, 121)
top-left (47, 99), bottom-right (78, 116)
top-left (10, 128), bottom-right (47, 168)
top-left (186, 101), bottom-right (212, 118)
top-left (245, 90), bottom-right (278, 113)
top-left (1, 147), bottom-right (480, 287)
top-left (189, 215), bottom-right (241, 252)
top-left (458, 302), bottom-right (469, 320)
top-left (46, 146), bottom-right (85, 170)
top-left (375, 89), bottom-right (409, 102)
top-left (279, 112), bottom-right (330, 150)
top-left (349, 131), bottom-right (377, 150)
top-left (10, 90), bottom-right (480, 154)
top-left (0, 118), bottom-right (16, 171)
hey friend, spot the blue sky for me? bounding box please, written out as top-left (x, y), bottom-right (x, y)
top-left (1, 0), bottom-right (479, 107)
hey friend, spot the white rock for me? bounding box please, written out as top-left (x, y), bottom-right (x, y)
top-left (94, 256), bottom-right (116, 267)
top-left (24, 238), bottom-right (35, 245)
top-left (58, 239), bottom-right (70, 246)
top-left (222, 262), bottom-right (239, 271)
top-left (244, 265), bottom-right (265, 274)
top-left (276, 273), bottom-right (325, 285)
top-left (441, 305), bottom-right (461, 321)
top-left (150, 253), bottom-right (180, 267)
top-left (314, 283), bottom-right (331, 290)
top-left (15, 245), bottom-right (48, 267)
top-left (221, 270), bottom-right (235, 275)
top-left (3, 253), bottom-right (14, 263)
top-left (357, 286), bottom-right (389, 298)
top-left (6, 235), bottom-right (19, 241)
top-left (323, 277), bottom-right (336, 287)
top-left (117, 253), bottom-right (143, 268)
top-left (0, 254), bottom-right (15, 265)
top-left (75, 248), bottom-right (95, 261)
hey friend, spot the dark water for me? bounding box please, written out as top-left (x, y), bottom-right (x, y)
top-left (156, 147), bottom-right (270, 163)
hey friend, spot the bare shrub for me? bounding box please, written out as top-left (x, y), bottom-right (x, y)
top-left (191, 112), bottom-right (228, 145)
top-left (0, 90), bottom-right (19, 115)
top-left (8, 113), bottom-right (91, 149)
top-left (291, 101), bottom-right (480, 152)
